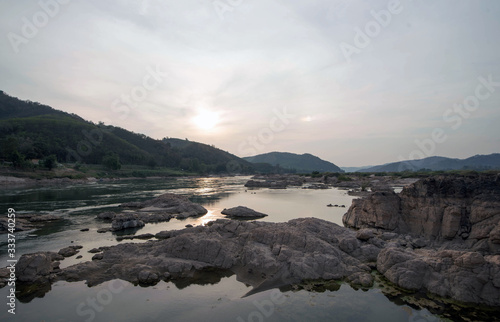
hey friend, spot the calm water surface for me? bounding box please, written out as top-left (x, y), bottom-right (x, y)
top-left (0, 177), bottom-right (442, 321)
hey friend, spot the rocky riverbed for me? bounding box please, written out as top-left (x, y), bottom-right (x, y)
top-left (2, 173), bottom-right (500, 313)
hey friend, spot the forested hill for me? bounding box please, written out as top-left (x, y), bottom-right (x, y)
top-left (0, 91), bottom-right (253, 174)
top-left (360, 154), bottom-right (500, 172)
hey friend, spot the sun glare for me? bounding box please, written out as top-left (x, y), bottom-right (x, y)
top-left (193, 109), bottom-right (219, 130)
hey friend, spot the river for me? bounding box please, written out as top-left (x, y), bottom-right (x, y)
top-left (0, 176), bottom-right (469, 321)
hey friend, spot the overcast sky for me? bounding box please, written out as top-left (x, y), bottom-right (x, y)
top-left (1, 0), bottom-right (499, 167)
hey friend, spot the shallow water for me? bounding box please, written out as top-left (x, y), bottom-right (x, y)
top-left (0, 176), bottom-right (471, 321)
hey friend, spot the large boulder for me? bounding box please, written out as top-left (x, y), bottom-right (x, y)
top-left (111, 214), bottom-right (145, 231)
top-left (16, 252), bottom-right (62, 283)
top-left (221, 206), bottom-right (268, 219)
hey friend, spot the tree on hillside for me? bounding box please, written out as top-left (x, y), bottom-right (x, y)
top-left (43, 155), bottom-right (58, 170)
top-left (102, 153), bottom-right (121, 170)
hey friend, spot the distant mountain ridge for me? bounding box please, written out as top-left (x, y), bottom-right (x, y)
top-left (360, 154), bottom-right (500, 172)
top-left (243, 152), bottom-right (344, 173)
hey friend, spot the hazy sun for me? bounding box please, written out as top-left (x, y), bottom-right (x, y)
top-left (193, 109), bottom-right (219, 130)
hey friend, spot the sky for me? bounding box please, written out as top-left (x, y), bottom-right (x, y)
top-left (0, 0), bottom-right (499, 167)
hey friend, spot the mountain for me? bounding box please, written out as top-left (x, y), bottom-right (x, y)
top-left (360, 154), bottom-right (500, 172)
top-left (0, 91), bottom-right (253, 174)
top-left (341, 166), bottom-right (374, 173)
top-left (243, 152), bottom-right (344, 173)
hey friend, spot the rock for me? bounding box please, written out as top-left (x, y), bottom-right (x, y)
top-left (92, 253), bottom-right (104, 260)
top-left (116, 233), bottom-right (155, 241)
top-left (111, 214), bottom-right (145, 231)
top-left (0, 217), bottom-right (34, 233)
top-left (80, 228), bottom-right (89, 232)
top-left (76, 255), bottom-right (83, 259)
top-left (244, 174), bottom-right (305, 189)
top-left (58, 246), bottom-right (82, 257)
top-left (15, 252), bottom-right (59, 283)
top-left (120, 193), bottom-right (207, 219)
top-left (97, 228), bottom-right (109, 233)
top-left (221, 206), bottom-right (268, 219)
top-left (97, 212), bottom-right (116, 220)
top-left (304, 183), bottom-right (330, 189)
top-left (88, 248), bottom-right (101, 253)
top-left (343, 191), bottom-right (401, 231)
top-left (28, 214), bottom-right (60, 222)
top-left (138, 269), bottom-right (160, 285)
top-left (35, 218), bottom-right (376, 293)
top-left (185, 224), bottom-right (193, 228)
top-left (356, 229), bottom-right (376, 241)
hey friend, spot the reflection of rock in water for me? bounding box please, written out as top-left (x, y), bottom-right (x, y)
top-left (171, 268), bottom-right (234, 290)
top-left (16, 282), bottom-right (52, 303)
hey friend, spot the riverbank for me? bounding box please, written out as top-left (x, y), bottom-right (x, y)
top-left (0, 164), bottom-right (201, 187)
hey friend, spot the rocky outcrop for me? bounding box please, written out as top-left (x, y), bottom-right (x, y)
top-left (120, 193), bottom-right (207, 219)
top-left (58, 245), bottom-right (83, 257)
top-left (343, 174), bottom-right (500, 253)
top-left (15, 252), bottom-right (63, 283)
top-left (340, 174), bottom-right (500, 306)
top-left (221, 206), bottom-right (268, 219)
top-left (14, 218), bottom-right (378, 292)
top-left (377, 247), bottom-right (500, 306)
top-left (244, 180), bottom-right (287, 189)
top-left (245, 175), bottom-right (304, 189)
top-left (96, 193), bottom-right (208, 231)
top-left (111, 214), bottom-right (145, 231)
top-left (0, 213), bottom-right (61, 234)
